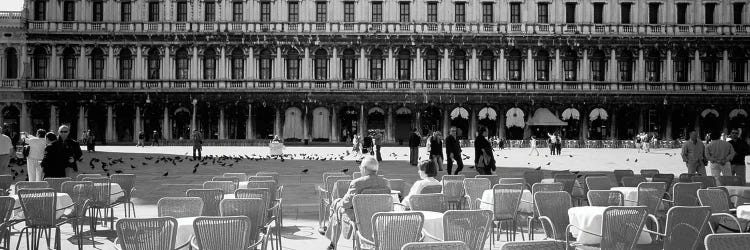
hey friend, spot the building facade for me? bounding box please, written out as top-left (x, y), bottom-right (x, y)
top-left (0, 0), bottom-right (749, 145)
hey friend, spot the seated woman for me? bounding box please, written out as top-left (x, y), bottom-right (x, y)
top-left (401, 159), bottom-right (440, 209)
top-left (325, 156), bottom-right (390, 250)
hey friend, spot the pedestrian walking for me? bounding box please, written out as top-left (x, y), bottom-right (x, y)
top-left (192, 129), bottom-right (203, 160)
top-left (151, 130), bottom-right (160, 146)
top-left (547, 133), bottom-right (557, 155)
top-left (25, 129), bottom-right (47, 181)
top-left (728, 129), bottom-right (749, 184)
top-left (554, 132), bottom-right (562, 155)
top-left (426, 131), bottom-right (444, 171)
top-left (681, 131), bottom-right (707, 175)
top-left (705, 132), bottom-right (736, 177)
top-left (373, 130), bottom-right (383, 162)
top-left (445, 127), bottom-right (463, 175)
top-left (408, 129), bottom-right (421, 166)
top-left (41, 125), bottom-right (82, 178)
top-left (474, 127), bottom-right (495, 175)
top-left (86, 130), bottom-right (95, 152)
top-left (351, 132), bottom-right (361, 157)
top-left (528, 136), bottom-right (540, 156)
top-left (137, 130), bottom-right (145, 147)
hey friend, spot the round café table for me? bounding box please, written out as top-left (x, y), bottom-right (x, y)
top-left (567, 206), bottom-right (652, 245)
top-left (415, 211), bottom-right (443, 241)
top-left (175, 216), bottom-right (199, 248)
top-left (610, 187), bottom-right (639, 206)
top-left (479, 189), bottom-right (533, 213)
top-left (10, 193), bottom-right (73, 220)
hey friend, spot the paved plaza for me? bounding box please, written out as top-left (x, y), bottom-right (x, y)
top-left (6, 145), bottom-right (697, 249)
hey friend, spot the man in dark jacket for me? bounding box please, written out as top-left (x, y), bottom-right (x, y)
top-left (445, 127), bottom-right (463, 175)
top-left (408, 129), bottom-right (421, 166)
top-left (729, 129), bottom-right (749, 184)
top-left (41, 125), bottom-right (82, 178)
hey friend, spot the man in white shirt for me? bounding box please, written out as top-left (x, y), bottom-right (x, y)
top-left (25, 129), bottom-right (48, 181)
top-left (0, 125), bottom-right (14, 175)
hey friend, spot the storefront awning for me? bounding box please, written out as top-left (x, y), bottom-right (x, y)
top-left (527, 108), bottom-right (568, 126)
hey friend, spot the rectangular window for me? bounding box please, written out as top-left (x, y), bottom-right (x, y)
top-left (6, 54), bottom-right (17, 79)
top-left (231, 57), bottom-right (243, 79)
top-left (344, 2), bottom-right (355, 22)
top-left (565, 3), bottom-right (576, 23)
top-left (314, 58), bottom-right (327, 80)
top-left (400, 2), bottom-right (410, 23)
top-left (563, 59), bottom-right (576, 81)
top-left (675, 60), bottom-right (688, 82)
top-left (34, 56), bottom-right (46, 79)
top-left (63, 57), bottom-right (75, 79)
top-left (649, 3), bottom-right (659, 24)
top-left (288, 2), bottom-right (299, 22)
top-left (93, 2), bottom-right (103, 22)
top-left (455, 3), bottom-right (465, 23)
top-left (372, 2), bottom-right (382, 22)
top-left (591, 60), bottom-right (604, 81)
top-left (205, 2), bottom-right (216, 22)
top-left (538, 3), bottom-right (548, 23)
top-left (92, 57), bottom-right (104, 79)
top-left (619, 60), bottom-right (632, 81)
top-left (260, 58), bottom-right (272, 79)
top-left (425, 59), bottom-right (438, 80)
top-left (427, 3), bottom-right (437, 22)
top-left (120, 57), bottom-right (132, 80)
top-left (646, 60), bottom-right (660, 82)
top-left (621, 3), bottom-right (631, 24)
top-left (508, 60), bottom-right (521, 80)
top-left (453, 59), bottom-right (465, 80)
top-left (148, 56), bottom-right (160, 80)
top-left (34, 1), bottom-right (45, 21)
top-left (370, 59), bottom-right (383, 80)
top-left (262, 2), bottom-right (272, 22)
top-left (510, 3), bottom-right (521, 23)
top-left (63, 1), bottom-right (75, 21)
top-left (703, 61), bottom-right (716, 82)
top-left (342, 59), bottom-right (355, 80)
top-left (677, 3), bottom-right (688, 24)
top-left (149, 2), bottom-right (160, 22)
top-left (287, 59), bottom-right (299, 79)
top-left (593, 3), bottom-right (604, 24)
top-left (482, 3), bottom-right (493, 23)
top-left (176, 58), bottom-right (189, 79)
top-left (481, 59), bottom-right (493, 80)
top-left (177, 2), bottom-right (188, 22)
top-left (732, 61), bottom-right (745, 82)
top-left (316, 2), bottom-right (327, 23)
top-left (233, 2), bottom-right (243, 22)
top-left (705, 3), bottom-right (715, 24)
top-left (121, 2), bottom-right (132, 22)
top-left (204, 57), bottom-right (216, 80)
top-left (735, 3), bottom-right (745, 25)
top-left (536, 60), bottom-right (549, 81)
top-left (398, 58), bottom-right (410, 80)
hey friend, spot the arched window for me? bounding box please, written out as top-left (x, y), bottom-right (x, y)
top-left (535, 49), bottom-right (549, 81)
top-left (590, 50), bottom-right (606, 81)
top-left (5, 48), bottom-right (17, 79)
top-left (702, 51), bottom-right (717, 83)
top-left (314, 49), bottom-right (328, 80)
top-left (285, 49), bottom-right (300, 80)
top-left (341, 49), bottom-right (356, 80)
top-left (480, 50), bottom-right (494, 81)
top-left (147, 48), bottom-right (161, 80)
top-left (259, 49), bottom-right (273, 80)
top-left (175, 48), bottom-right (189, 80)
top-left (645, 49), bottom-right (661, 82)
top-left (62, 48), bottom-right (76, 79)
top-left (397, 49), bottom-right (411, 80)
top-left (369, 49), bottom-right (383, 80)
top-left (563, 49), bottom-right (577, 81)
top-left (674, 50), bottom-right (690, 82)
top-left (730, 48), bottom-right (747, 83)
top-left (90, 48), bottom-right (105, 79)
top-left (203, 48), bottom-right (217, 80)
top-left (424, 49), bottom-right (439, 80)
top-left (507, 49), bottom-right (523, 81)
top-left (452, 49), bottom-right (466, 81)
top-left (618, 50), bottom-right (633, 82)
top-left (231, 48), bottom-right (244, 80)
top-left (32, 47), bottom-right (47, 79)
top-left (119, 49), bottom-right (133, 79)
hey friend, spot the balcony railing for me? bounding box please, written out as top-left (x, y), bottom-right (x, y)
top-left (0, 11), bottom-right (22, 19)
top-left (25, 21), bottom-right (750, 37)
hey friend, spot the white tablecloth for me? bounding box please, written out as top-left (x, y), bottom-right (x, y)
top-left (11, 193), bottom-right (73, 220)
top-left (722, 186), bottom-right (750, 205)
top-left (568, 206), bottom-right (652, 245)
top-left (417, 211), bottom-right (443, 241)
top-left (737, 205), bottom-right (750, 220)
top-left (611, 187), bottom-right (639, 206)
top-left (542, 178), bottom-right (584, 197)
top-left (175, 217), bottom-right (198, 247)
top-left (478, 189), bottom-right (532, 213)
top-left (269, 142), bottom-right (284, 156)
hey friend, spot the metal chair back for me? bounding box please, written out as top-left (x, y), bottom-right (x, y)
top-left (75, 174), bottom-right (102, 181)
top-left (246, 180), bottom-right (278, 202)
top-left (441, 175), bottom-right (465, 182)
top-left (248, 176), bottom-right (275, 182)
top-left (533, 191), bottom-right (571, 240)
top-left (523, 171), bottom-right (544, 189)
top-left (717, 176), bottom-right (744, 186)
top-left (17, 188), bottom-right (56, 227)
top-left (234, 188), bottom-right (272, 219)
top-left (333, 180), bottom-right (352, 200)
top-left (679, 173), bottom-right (701, 183)
top-left (115, 217), bottom-right (178, 250)
top-left (671, 182), bottom-right (701, 206)
top-left (553, 174), bottom-right (576, 194)
top-left (698, 189), bottom-right (733, 213)
top-left (463, 178), bottom-right (491, 209)
top-left (408, 194), bottom-right (446, 213)
top-left (692, 175), bottom-right (717, 188)
top-left (185, 189), bottom-right (224, 216)
top-left (704, 233), bottom-right (750, 250)
top-left (585, 176), bottom-right (613, 190)
top-left (219, 198), bottom-right (267, 244)
top-left (157, 197), bottom-right (203, 218)
top-left (500, 240), bottom-right (567, 250)
top-left (441, 179), bottom-right (465, 208)
top-left (613, 170), bottom-right (635, 186)
top-left (662, 206), bottom-right (711, 250)
top-left (371, 212), bottom-right (424, 250)
top-left (203, 181), bottom-right (237, 195)
top-left (0, 175), bottom-right (11, 195)
top-left (44, 177), bottom-right (72, 192)
top-left (499, 178), bottom-right (526, 185)
top-left (211, 177), bottom-right (240, 186)
top-left (640, 169), bottom-right (660, 178)
top-left (443, 210), bottom-right (493, 250)
top-left (387, 179), bottom-right (405, 196)
top-left (193, 216), bottom-right (251, 250)
top-left (256, 172), bottom-right (280, 183)
top-left (587, 190), bottom-right (624, 206)
top-left (637, 182), bottom-right (667, 215)
top-left (352, 194), bottom-right (394, 246)
top-left (401, 241), bottom-right (469, 250)
top-left (82, 177), bottom-right (112, 208)
top-left (110, 174), bottom-right (136, 203)
top-left (622, 176), bottom-right (647, 187)
top-left (492, 184), bottom-right (524, 221)
top-left (15, 181), bottom-right (49, 191)
top-left (419, 184), bottom-right (442, 194)
top-left (475, 175), bottom-right (500, 186)
top-left (600, 206), bottom-right (649, 250)
top-left (223, 173), bottom-right (248, 182)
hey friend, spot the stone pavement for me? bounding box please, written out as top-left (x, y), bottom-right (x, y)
top-left (5, 145), bottom-right (689, 249)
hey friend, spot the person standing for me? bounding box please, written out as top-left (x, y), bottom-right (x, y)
top-left (192, 129), bottom-right (203, 160)
top-left (362, 131), bottom-right (373, 155)
top-left (427, 131), bottom-right (444, 171)
top-left (547, 133), bottom-right (556, 155)
top-left (474, 127), bottom-right (495, 175)
top-left (351, 132), bottom-right (361, 157)
top-left (26, 129), bottom-right (47, 182)
top-left (681, 131), bottom-right (707, 175)
top-left (408, 129), bottom-right (421, 166)
top-left (444, 127), bottom-right (463, 175)
top-left (729, 129), bottom-right (749, 184)
top-left (555, 132), bottom-right (562, 155)
top-left (528, 136), bottom-right (540, 156)
top-left (41, 125), bottom-right (82, 178)
top-left (137, 130), bottom-right (145, 147)
top-left (86, 130), bottom-right (96, 152)
top-left (705, 132), bottom-right (736, 177)
top-left (373, 130), bottom-right (383, 162)
top-left (0, 125), bottom-right (14, 175)
top-left (151, 130), bottom-right (160, 146)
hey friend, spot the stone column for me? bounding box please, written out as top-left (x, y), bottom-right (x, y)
top-left (274, 107), bottom-right (281, 138)
top-left (19, 44), bottom-right (27, 79)
top-left (637, 107), bottom-right (644, 133)
top-left (665, 50), bottom-right (673, 82)
top-left (359, 104), bottom-right (366, 137)
top-left (49, 104), bottom-right (58, 133)
top-left (302, 105), bottom-right (309, 140)
top-left (498, 109), bottom-right (506, 138)
top-left (553, 48), bottom-right (561, 81)
top-left (246, 103), bottom-right (253, 139)
top-left (134, 106), bottom-right (141, 143)
top-left (162, 106), bottom-right (170, 140)
top-left (20, 103), bottom-right (30, 134)
top-left (385, 48), bottom-right (394, 79)
top-left (78, 47), bottom-right (87, 79)
top-left (415, 109), bottom-right (421, 134)
top-left (609, 49), bottom-right (618, 82)
top-left (441, 49), bottom-right (450, 80)
top-left (415, 48), bottom-right (423, 80)
top-left (695, 113), bottom-right (702, 137)
top-left (386, 106), bottom-right (394, 143)
top-left (580, 112), bottom-right (589, 141)
top-left (610, 108), bottom-right (617, 140)
top-left (191, 101), bottom-right (197, 139)
top-left (107, 46), bottom-right (115, 80)
top-left (329, 47), bottom-right (338, 80)
top-left (636, 49), bottom-right (644, 82)
top-left (275, 47), bottom-right (283, 79)
top-left (665, 107), bottom-right (673, 140)
top-left (469, 107), bottom-right (477, 139)
top-left (135, 45), bottom-right (143, 79)
top-left (330, 105), bottom-right (339, 142)
top-left (358, 49), bottom-right (367, 80)
top-left (49, 46), bottom-right (58, 79)
top-left (469, 49), bottom-right (478, 81)
top-left (526, 49), bottom-right (534, 80)
top-left (442, 106), bottom-right (450, 137)
top-left (106, 104), bottom-right (114, 142)
top-left (722, 49), bottom-right (730, 82)
top-left (692, 50), bottom-right (701, 83)
top-left (77, 105), bottom-right (86, 139)
top-left (219, 107), bottom-right (225, 139)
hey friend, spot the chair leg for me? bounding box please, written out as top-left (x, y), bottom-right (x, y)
top-left (15, 227), bottom-right (25, 250)
top-left (528, 217), bottom-right (534, 240)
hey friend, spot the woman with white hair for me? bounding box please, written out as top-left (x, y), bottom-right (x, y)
top-left (325, 156), bottom-right (390, 249)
